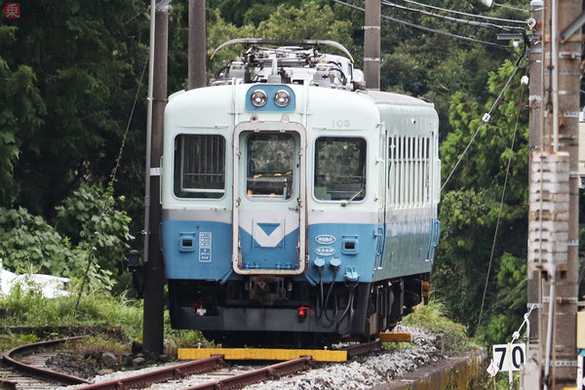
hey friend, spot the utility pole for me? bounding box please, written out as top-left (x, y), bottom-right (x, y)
top-left (525, 1), bottom-right (544, 386)
top-left (524, 0), bottom-right (581, 388)
top-left (364, 0), bottom-right (380, 90)
top-left (143, 0), bottom-right (170, 357)
top-left (188, 0), bottom-right (206, 89)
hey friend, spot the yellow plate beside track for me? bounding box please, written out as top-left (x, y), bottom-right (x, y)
top-left (178, 347), bottom-right (347, 362)
top-left (378, 332), bottom-right (412, 343)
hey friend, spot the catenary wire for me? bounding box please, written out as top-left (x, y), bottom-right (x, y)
top-left (333, 0), bottom-right (511, 50)
top-left (396, 0), bottom-right (527, 24)
top-left (440, 58), bottom-right (524, 192)
top-left (493, 2), bottom-right (529, 13)
top-left (382, 0), bottom-right (525, 32)
top-left (477, 68), bottom-right (527, 329)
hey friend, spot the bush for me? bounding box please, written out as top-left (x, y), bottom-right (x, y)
top-left (55, 183), bottom-right (134, 276)
top-left (402, 301), bottom-right (480, 353)
top-left (0, 207), bottom-right (86, 277)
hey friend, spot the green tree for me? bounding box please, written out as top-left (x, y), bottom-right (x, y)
top-left (434, 59), bottom-right (529, 341)
top-left (1, 1), bottom-right (148, 220)
top-left (0, 26), bottom-right (45, 206)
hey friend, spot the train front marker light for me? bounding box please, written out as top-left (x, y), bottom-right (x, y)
top-left (274, 89), bottom-right (290, 107)
top-left (250, 89), bottom-right (267, 107)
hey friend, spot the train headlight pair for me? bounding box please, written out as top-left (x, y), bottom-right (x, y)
top-left (250, 89), bottom-right (290, 108)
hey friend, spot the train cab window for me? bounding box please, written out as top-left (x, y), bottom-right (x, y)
top-left (314, 137), bottom-right (366, 201)
top-left (174, 134), bottom-right (226, 198)
top-left (246, 133), bottom-right (294, 200)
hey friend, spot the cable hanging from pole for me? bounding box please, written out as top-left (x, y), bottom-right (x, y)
top-left (382, 0), bottom-right (527, 32)
top-left (333, 0), bottom-right (512, 49)
top-left (441, 56), bottom-right (526, 192)
top-left (397, 0), bottom-right (527, 24)
top-left (477, 68), bottom-right (527, 329)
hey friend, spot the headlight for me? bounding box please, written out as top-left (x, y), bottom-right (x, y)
top-left (250, 89), bottom-right (267, 107)
top-left (274, 90), bottom-right (290, 107)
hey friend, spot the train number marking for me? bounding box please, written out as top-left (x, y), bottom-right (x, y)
top-left (332, 119), bottom-right (351, 128)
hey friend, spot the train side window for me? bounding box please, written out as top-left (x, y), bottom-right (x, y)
top-left (246, 133), bottom-right (295, 200)
top-left (174, 134), bottom-right (226, 198)
top-left (314, 137), bottom-right (366, 201)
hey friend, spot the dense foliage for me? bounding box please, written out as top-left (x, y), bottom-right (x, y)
top-left (0, 0), bottom-right (546, 345)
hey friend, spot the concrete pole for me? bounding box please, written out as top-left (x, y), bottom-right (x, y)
top-left (364, 0), bottom-right (380, 90)
top-left (540, 0), bottom-right (581, 388)
top-left (188, 0), bottom-right (206, 89)
top-left (526, 0), bottom-right (544, 375)
top-left (143, 0), bottom-right (169, 357)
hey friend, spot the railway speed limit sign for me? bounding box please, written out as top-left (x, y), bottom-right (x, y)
top-left (491, 344), bottom-right (526, 372)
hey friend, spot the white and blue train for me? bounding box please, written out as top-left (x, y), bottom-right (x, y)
top-left (161, 39), bottom-right (441, 346)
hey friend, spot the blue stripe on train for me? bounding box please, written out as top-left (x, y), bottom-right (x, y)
top-left (162, 219), bottom-right (437, 283)
top-left (161, 220), bottom-right (232, 280)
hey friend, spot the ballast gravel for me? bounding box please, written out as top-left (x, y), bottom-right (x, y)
top-left (62, 325), bottom-right (445, 390)
top-left (245, 325), bottom-right (444, 390)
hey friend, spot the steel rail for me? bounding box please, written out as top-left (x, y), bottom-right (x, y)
top-left (0, 378), bottom-right (17, 390)
top-left (2, 335), bottom-right (91, 385)
top-left (342, 339), bottom-right (382, 359)
top-left (183, 356), bottom-right (313, 390)
top-left (73, 355), bottom-right (225, 390)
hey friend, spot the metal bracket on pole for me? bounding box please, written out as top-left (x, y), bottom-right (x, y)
top-left (552, 360), bottom-right (578, 367)
top-left (559, 11), bottom-right (585, 43)
top-left (558, 51), bottom-right (581, 59)
top-left (156, 0), bottom-right (172, 11)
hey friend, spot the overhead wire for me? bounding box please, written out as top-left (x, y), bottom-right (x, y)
top-left (440, 56), bottom-right (524, 192)
top-left (333, 0), bottom-right (511, 50)
top-left (493, 2), bottom-right (529, 13)
top-left (477, 67), bottom-right (527, 329)
top-left (381, 0), bottom-right (526, 32)
top-left (396, 0), bottom-right (527, 24)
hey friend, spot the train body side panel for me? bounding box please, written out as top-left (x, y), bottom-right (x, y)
top-left (367, 92), bottom-right (440, 282)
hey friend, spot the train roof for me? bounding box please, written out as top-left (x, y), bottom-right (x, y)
top-left (362, 90), bottom-right (435, 107)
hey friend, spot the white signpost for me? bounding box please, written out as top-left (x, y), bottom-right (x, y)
top-left (491, 343), bottom-right (526, 373)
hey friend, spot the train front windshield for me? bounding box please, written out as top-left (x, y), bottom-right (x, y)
top-left (246, 133), bottom-right (295, 200)
top-left (314, 137), bottom-right (366, 201)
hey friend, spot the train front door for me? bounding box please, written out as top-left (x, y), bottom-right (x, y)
top-left (232, 122), bottom-right (307, 275)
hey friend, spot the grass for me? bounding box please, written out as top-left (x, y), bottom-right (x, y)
top-left (0, 281), bottom-right (210, 356)
top-left (0, 281), bottom-right (143, 350)
top-left (399, 300), bottom-right (481, 354)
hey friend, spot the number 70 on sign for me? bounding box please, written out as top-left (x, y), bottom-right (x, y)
top-left (490, 344), bottom-right (526, 373)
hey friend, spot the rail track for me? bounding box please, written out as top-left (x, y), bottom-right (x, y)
top-left (0, 336), bottom-right (383, 390)
top-left (0, 336), bottom-right (90, 390)
top-left (68, 340), bottom-right (382, 390)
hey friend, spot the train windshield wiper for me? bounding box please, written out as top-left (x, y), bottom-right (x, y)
top-left (341, 189), bottom-right (363, 207)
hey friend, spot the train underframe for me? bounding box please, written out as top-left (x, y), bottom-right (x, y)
top-left (168, 272), bottom-right (430, 347)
